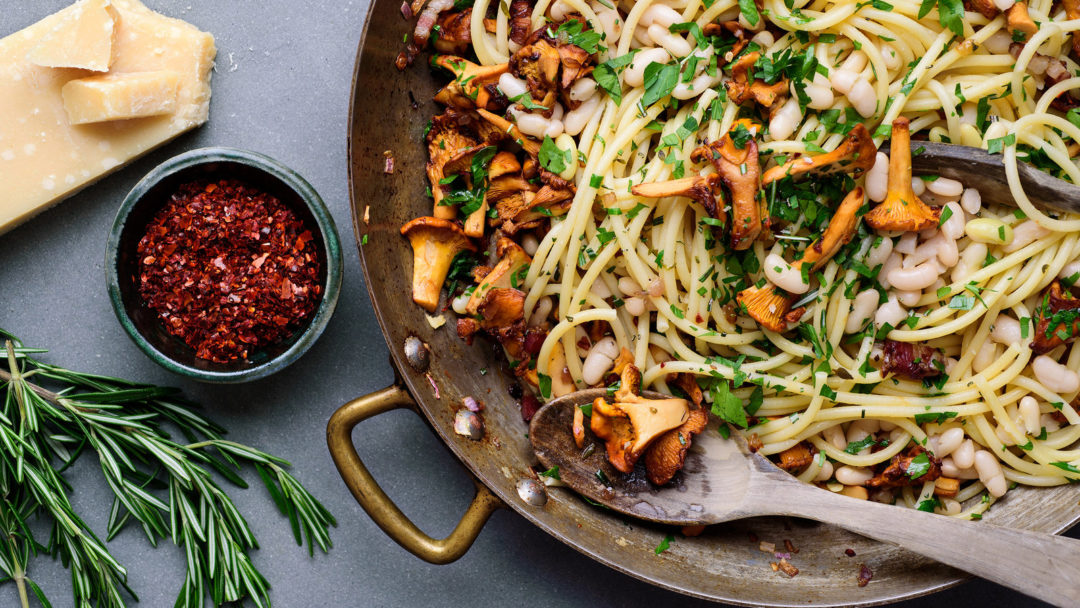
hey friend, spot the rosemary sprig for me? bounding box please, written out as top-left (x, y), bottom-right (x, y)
top-left (0, 329), bottom-right (336, 607)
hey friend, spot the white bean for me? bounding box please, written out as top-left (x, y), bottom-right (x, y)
top-left (1032, 355), bottom-right (1080, 394)
top-left (751, 30), bottom-right (775, 47)
top-left (624, 297), bottom-right (646, 316)
top-left (984, 30), bottom-right (1013, 54)
top-left (769, 97), bottom-right (803, 142)
top-left (452, 292), bottom-right (471, 315)
top-left (549, 0), bottom-right (574, 20)
top-left (910, 233), bottom-right (959, 268)
top-left (1003, 220), bottom-right (1051, 253)
top-left (647, 23), bottom-right (691, 57)
top-left (554, 133), bottom-right (577, 180)
top-left (511, 108), bottom-right (551, 138)
top-left (590, 277), bottom-right (611, 299)
top-left (656, 314), bottom-right (670, 333)
top-left (582, 337), bottom-right (619, 385)
top-left (952, 241), bottom-right (987, 284)
top-left (974, 450), bottom-right (1008, 497)
top-left (529, 296), bottom-right (553, 326)
top-left (941, 202), bottom-right (966, 240)
top-left (991, 315), bottom-right (1021, 345)
top-left (845, 290), bottom-right (879, 333)
top-left (564, 94), bottom-right (601, 136)
top-left (834, 465), bottom-right (874, 486)
top-left (896, 289), bottom-right (921, 307)
top-left (764, 253), bottom-right (810, 294)
top-left (569, 77), bottom-right (598, 102)
top-left (1019, 396), bottom-right (1041, 435)
top-left (521, 233), bottom-right (539, 256)
top-left (878, 251), bottom-right (903, 290)
top-left (880, 420), bottom-right (897, 431)
top-left (941, 498), bottom-right (962, 515)
top-left (941, 457), bottom-right (980, 479)
top-left (848, 78), bottom-right (877, 118)
top-left (973, 340), bottom-right (997, 373)
top-left (673, 73), bottom-right (722, 99)
top-left (815, 460), bottom-right (835, 482)
top-left (953, 439), bottom-right (976, 469)
top-left (866, 236), bottom-right (893, 268)
top-left (1059, 259), bottom-right (1080, 281)
top-left (934, 427), bottom-right (965, 458)
top-left (590, 3), bottom-right (623, 43)
top-left (887, 262), bottom-right (940, 291)
top-left (625, 48), bottom-right (671, 88)
top-left (846, 420), bottom-right (878, 455)
top-left (829, 68), bottom-right (858, 94)
top-left (960, 188), bottom-right (982, 215)
top-left (498, 73), bottom-right (529, 100)
top-left (927, 177), bottom-right (963, 197)
top-left (896, 232), bottom-right (918, 255)
top-left (804, 73), bottom-right (835, 110)
top-left (618, 276), bottom-right (641, 296)
top-left (639, 3), bottom-right (681, 27)
top-left (841, 50), bottom-right (868, 72)
top-left (824, 424), bottom-right (847, 450)
top-left (911, 176), bottom-right (926, 196)
top-left (875, 294), bottom-right (908, 329)
top-left (865, 152), bottom-right (889, 202)
top-left (882, 44), bottom-right (902, 70)
top-left (1041, 412), bottom-right (1062, 433)
top-left (543, 119), bottom-right (564, 139)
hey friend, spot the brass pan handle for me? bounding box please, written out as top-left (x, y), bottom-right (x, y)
top-left (326, 385), bottom-right (503, 564)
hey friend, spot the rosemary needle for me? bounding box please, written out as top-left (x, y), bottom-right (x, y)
top-left (0, 329), bottom-right (336, 608)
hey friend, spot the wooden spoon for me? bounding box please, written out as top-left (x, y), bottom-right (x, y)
top-left (906, 140), bottom-right (1079, 213)
top-left (530, 390), bottom-right (1080, 607)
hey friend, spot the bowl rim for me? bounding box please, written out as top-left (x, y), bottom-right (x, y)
top-left (105, 147), bottom-right (343, 383)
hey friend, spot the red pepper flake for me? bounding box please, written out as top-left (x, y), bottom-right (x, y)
top-left (845, 548), bottom-right (856, 557)
top-left (857, 563), bottom-right (873, 587)
top-left (784, 539), bottom-right (799, 554)
top-left (137, 179), bottom-right (322, 363)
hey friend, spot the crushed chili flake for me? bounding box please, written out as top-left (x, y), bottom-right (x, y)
top-left (777, 558), bottom-right (799, 578)
top-left (784, 539), bottom-right (799, 554)
top-left (845, 548), bottom-right (857, 557)
top-left (137, 179), bottom-right (322, 363)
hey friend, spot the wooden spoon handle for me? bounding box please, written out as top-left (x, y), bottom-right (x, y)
top-left (766, 482), bottom-right (1080, 607)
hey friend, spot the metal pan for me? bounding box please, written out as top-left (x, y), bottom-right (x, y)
top-left (329, 2), bottom-right (1080, 604)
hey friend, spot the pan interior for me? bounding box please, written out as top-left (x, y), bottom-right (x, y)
top-left (346, 3), bottom-right (1080, 604)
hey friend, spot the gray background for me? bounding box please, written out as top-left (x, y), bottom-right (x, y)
top-left (0, 1), bottom-right (1066, 606)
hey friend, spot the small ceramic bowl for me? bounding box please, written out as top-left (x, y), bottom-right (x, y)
top-left (105, 148), bottom-right (343, 383)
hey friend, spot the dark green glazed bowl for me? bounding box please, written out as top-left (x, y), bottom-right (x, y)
top-left (105, 148), bottom-right (342, 383)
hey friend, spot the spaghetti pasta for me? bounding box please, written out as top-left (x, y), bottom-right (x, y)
top-left (403, 0), bottom-right (1080, 516)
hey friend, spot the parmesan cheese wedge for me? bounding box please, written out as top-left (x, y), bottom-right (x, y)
top-left (27, 0), bottom-right (117, 72)
top-left (0, 0), bottom-right (216, 234)
top-left (63, 71), bottom-right (181, 124)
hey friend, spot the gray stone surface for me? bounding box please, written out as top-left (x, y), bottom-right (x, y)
top-left (0, 1), bottom-right (1069, 606)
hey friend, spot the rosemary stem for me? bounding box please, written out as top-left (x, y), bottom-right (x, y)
top-left (5, 533), bottom-right (29, 608)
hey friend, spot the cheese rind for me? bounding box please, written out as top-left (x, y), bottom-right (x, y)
top-left (0, 0), bottom-right (216, 234)
top-left (27, 0), bottom-right (116, 72)
top-left (63, 71), bottom-right (180, 124)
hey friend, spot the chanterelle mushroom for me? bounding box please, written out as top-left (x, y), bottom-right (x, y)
top-left (762, 123), bottom-right (876, 185)
top-left (1006, 2), bottom-right (1038, 40)
top-left (432, 55), bottom-right (510, 111)
top-left (1031, 280), bottom-right (1080, 355)
top-left (400, 217), bottom-right (478, 313)
top-left (692, 124), bottom-right (767, 250)
top-left (589, 365), bottom-right (691, 474)
top-left (863, 118), bottom-right (940, 232)
top-left (632, 174), bottom-right (725, 226)
top-left (737, 187), bottom-right (866, 332)
top-left (466, 237), bottom-right (531, 315)
top-left (725, 51), bottom-right (788, 109)
top-left (427, 108), bottom-right (480, 219)
top-left (643, 406), bottom-right (708, 485)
